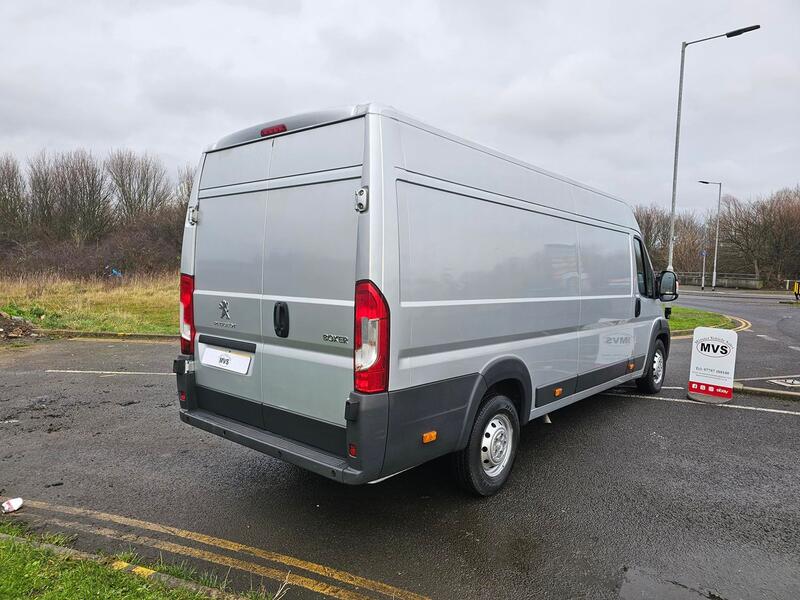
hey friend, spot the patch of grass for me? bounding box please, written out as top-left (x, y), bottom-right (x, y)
top-left (668, 306), bottom-right (734, 332)
top-left (1, 525), bottom-right (286, 598)
top-left (115, 551), bottom-right (284, 599)
top-left (0, 272), bottom-right (178, 335)
top-left (0, 519), bottom-right (31, 538)
top-left (39, 531), bottom-right (78, 547)
top-left (0, 538), bottom-right (209, 600)
top-left (151, 556), bottom-right (200, 583)
top-left (0, 519), bottom-right (74, 547)
top-left (111, 548), bottom-right (143, 565)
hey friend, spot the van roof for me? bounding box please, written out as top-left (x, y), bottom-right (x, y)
top-left (208, 103), bottom-right (633, 212)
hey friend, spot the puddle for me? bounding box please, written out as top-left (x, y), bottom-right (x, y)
top-left (619, 567), bottom-right (726, 600)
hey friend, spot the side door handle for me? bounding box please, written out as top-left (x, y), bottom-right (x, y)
top-left (273, 302), bottom-right (290, 338)
top-left (635, 297), bottom-right (641, 318)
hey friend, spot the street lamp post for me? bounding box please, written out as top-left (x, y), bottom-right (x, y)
top-left (699, 180), bottom-right (723, 291)
top-left (701, 244), bottom-right (707, 290)
top-left (665, 24), bottom-right (760, 272)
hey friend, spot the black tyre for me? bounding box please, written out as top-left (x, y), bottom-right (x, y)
top-left (636, 339), bottom-right (666, 394)
top-left (453, 394), bottom-right (520, 496)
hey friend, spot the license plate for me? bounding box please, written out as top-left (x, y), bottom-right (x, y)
top-left (201, 346), bottom-right (252, 374)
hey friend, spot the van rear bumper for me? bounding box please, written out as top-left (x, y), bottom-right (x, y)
top-left (179, 408), bottom-right (375, 485)
top-left (175, 355), bottom-right (482, 484)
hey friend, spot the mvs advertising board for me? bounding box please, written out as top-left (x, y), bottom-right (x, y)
top-left (688, 327), bottom-right (738, 403)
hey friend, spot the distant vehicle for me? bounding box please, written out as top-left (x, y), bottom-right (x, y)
top-left (173, 104), bottom-right (678, 495)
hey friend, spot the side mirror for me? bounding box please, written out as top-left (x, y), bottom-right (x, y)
top-left (658, 270), bottom-right (678, 302)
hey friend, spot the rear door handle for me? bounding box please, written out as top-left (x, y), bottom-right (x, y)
top-left (635, 297), bottom-right (641, 318)
top-left (273, 302), bottom-right (290, 338)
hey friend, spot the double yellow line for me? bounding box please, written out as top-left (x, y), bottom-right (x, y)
top-left (17, 499), bottom-right (428, 600)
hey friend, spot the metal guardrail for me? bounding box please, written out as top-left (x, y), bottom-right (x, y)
top-left (678, 272), bottom-right (760, 279)
top-left (676, 272), bottom-right (764, 290)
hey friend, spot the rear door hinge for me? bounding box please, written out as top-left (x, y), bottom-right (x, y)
top-left (187, 205), bottom-right (199, 225)
top-left (354, 187), bottom-right (368, 212)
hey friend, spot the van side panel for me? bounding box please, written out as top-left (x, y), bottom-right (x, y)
top-left (179, 159), bottom-right (204, 276)
top-left (395, 181), bottom-right (580, 396)
top-left (576, 223), bottom-right (635, 381)
top-left (399, 122), bottom-right (635, 228)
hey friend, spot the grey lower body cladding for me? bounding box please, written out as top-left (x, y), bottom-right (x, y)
top-left (535, 356), bottom-right (647, 407)
top-left (175, 355), bottom-right (648, 483)
top-left (176, 353), bottom-right (483, 483)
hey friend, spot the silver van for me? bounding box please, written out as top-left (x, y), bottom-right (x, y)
top-left (174, 104), bottom-right (678, 495)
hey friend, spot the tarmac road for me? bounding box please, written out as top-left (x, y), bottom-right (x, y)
top-left (676, 290), bottom-right (800, 382)
top-left (1, 294), bottom-right (799, 599)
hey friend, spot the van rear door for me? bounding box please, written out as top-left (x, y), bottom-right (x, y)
top-left (193, 141), bottom-right (270, 412)
top-left (193, 118), bottom-right (364, 452)
top-left (259, 120), bottom-right (364, 436)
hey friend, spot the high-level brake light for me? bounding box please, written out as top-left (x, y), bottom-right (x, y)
top-left (179, 273), bottom-right (195, 355)
top-left (354, 280), bottom-right (389, 394)
top-left (260, 124), bottom-right (287, 137)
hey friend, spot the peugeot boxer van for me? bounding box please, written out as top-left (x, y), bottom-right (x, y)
top-left (173, 104), bottom-right (678, 495)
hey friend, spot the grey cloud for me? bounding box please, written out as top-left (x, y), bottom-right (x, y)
top-left (0, 0), bottom-right (797, 213)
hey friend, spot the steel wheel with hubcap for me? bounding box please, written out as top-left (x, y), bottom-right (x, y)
top-left (454, 393), bottom-right (520, 496)
top-left (480, 413), bottom-right (513, 477)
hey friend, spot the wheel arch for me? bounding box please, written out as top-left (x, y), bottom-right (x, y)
top-left (644, 317), bottom-right (671, 372)
top-left (455, 356), bottom-right (533, 450)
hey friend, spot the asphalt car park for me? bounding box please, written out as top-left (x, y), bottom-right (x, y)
top-left (1, 294), bottom-right (799, 599)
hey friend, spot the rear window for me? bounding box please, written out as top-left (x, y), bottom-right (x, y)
top-left (199, 118), bottom-right (364, 189)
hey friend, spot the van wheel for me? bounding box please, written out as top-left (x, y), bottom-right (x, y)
top-left (453, 394), bottom-right (520, 496)
top-left (636, 339), bottom-right (666, 394)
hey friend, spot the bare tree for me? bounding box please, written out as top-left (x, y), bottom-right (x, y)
top-left (757, 186), bottom-right (800, 283)
top-left (53, 150), bottom-right (114, 244)
top-left (0, 154), bottom-right (29, 242)
top-left (717, 188), bottom-right (800, 284)
top-left (27, 151), bottom-right (58, 239)
top-left (174, 163), bottom-right (195, 209)
top-left (672, 212), bottom-right (706, 272)
top-left (106, 149), bottom-right (172, 220)
top-left (634, 204), bottom-right (693, 271)
top-left (720, 195), bottom-right (763, 279)
top-left (634, 205), bottom-right (668, 259)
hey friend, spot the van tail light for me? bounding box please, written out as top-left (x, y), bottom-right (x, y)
top-left (179, 273), bottom-right (195, 355)
top-left (354, 280), bottom-right (389, 393)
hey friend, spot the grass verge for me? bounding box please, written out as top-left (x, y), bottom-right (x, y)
top-left (0, 520), bottom-right (282, 600)
top-left (668, 305), bottom-right (735, 332)
top-left (0, 536), bottom-right (209, 600)
top-left (110, 549), bottom-right (282, 600)
top-left (0, 272), bottom-right (178, 335)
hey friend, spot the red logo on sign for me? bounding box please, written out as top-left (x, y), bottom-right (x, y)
top-left (689, 381), bottom-right (732, 399)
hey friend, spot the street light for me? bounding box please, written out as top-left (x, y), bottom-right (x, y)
top-left (699, 180), bottom-right (722, 291)
top-left (665, 24), bottom-right (760, 271)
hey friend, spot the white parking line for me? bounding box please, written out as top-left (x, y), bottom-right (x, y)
top-left (603, 392), bottom-right (800, 417)
top-left (789, 346), bottom-right (800, 352)
top-left (661, 386), bottom-right (684, 390)
top-left (735, 373), bottom-right (800, 381)
top-left (756, 334), bottom-right (779, 341)
top-left (46, 369), bottom-right (173, 376)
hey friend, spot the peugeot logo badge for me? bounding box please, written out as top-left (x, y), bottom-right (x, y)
top-left (218, 300), bottom-right (231, 320)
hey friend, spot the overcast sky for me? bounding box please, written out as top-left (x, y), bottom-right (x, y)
top-left (1, 0), bottom-right (797, 214)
